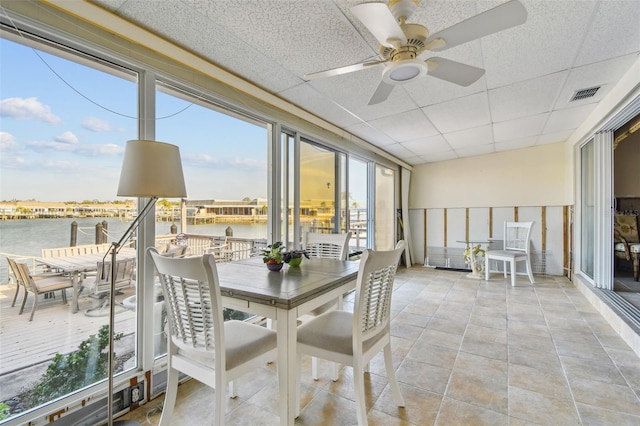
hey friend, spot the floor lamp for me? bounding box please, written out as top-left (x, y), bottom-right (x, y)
top-left (108, 140), bottom-right (187, 425)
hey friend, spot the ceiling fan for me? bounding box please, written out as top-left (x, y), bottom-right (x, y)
top-left (304, 0), bottom-right (527, 105)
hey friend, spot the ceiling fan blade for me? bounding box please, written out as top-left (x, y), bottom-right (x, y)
top-left (368, 80), bottom-right (394, 105)
top-left (425, 0), bottom-right (527, 52)
top-left (304, 59), bottom-right (387, 80)
top-left (351, 2), bottom-right (407, 48)
top-left (425, 57), bottom-right (485, 86)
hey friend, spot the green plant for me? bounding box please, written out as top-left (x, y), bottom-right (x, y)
top-left (262, 241), bottom-right (285, 264)
top-left (29, 325), bottom-right (123, 406)
top-left (0, 402), bottom-right (9, 421)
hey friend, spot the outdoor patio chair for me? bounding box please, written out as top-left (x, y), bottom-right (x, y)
top-left (485, 221), bottom-right (535, 286)
top-left (296, 241), bottom-right (406, 426)
top-left (12, 259), bottom-right (73, 321)
top-left (84, 258), bottom-right (135, 316)
top-left (614, 213), bottom-right (640, 281)
top-left (147, 248), bottom-right (277, 426)
top-left (300, 231), bottom-right (352, 380)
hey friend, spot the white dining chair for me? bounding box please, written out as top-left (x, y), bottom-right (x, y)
top-left (296, 241), bottom-right (406, 426)
top-left (147, 248), bottom-right (277, 426)
top-left (484, 221), bottom-right (535, 286)
top-left (301, 231), bottom-right (352, 380)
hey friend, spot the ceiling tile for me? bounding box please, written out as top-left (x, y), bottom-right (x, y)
top-left (574, 0), bottom-right (640, 66)
top-left (489, 72), bottom-right (566, 122)
top-left (344, 122), bottom-right (396, 147)
top-left (422, 92), bottom-right (490, 133)
top-left (420, 150), bottom-right (458, 163)
top-left (444, 125), bottom-right (493, 149)
top-left (493, 113), bottom-right (549, 142)
top-left (494, 136), bottom-right (538, 152)
top-left (543, 104), bottom-right (597, 134)
top-left (537, 130), bottom-right (575, 146)
top-left (368, 109), bottom-right (439, 142)
top-left (482, 0), bottom-right (596, 88)
top-left (455, 143), bottom-right (495, 158)
top-left (279, 84), bottom-right (362, 128)
top-left (400, 134), bottom-right (452, 156)
top-left (554, 54), bottom-right (640, 110)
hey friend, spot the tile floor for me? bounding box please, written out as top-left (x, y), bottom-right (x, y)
top-left (120, 266), bottom-right (640, 425)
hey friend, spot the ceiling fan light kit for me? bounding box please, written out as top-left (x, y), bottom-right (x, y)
top-left (306, 0), bottom-right (527, 104)
top-left (383, 59), bottom-right (427, 84)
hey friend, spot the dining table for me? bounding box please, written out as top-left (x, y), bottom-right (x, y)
top-left (35, 248), bottom-right (137, 314)
top-left (215, 256), bottom-right (360, 426)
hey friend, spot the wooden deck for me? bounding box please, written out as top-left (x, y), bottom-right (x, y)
top-left (0, 281), bottom-right (136, 377)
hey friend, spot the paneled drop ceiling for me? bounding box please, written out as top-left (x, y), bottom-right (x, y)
top-left (91, 0), bottom-right (640, 166)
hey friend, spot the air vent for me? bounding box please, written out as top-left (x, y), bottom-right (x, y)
top-left (570, 86), bottom-right (600, 102)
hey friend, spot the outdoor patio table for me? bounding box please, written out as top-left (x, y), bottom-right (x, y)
top-left (216, 256), bottom-right (359, 426)
top-left (35, 248), bottom-right (136, 314)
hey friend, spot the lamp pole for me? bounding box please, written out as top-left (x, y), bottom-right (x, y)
top-left (107, 196), bottom-right (157, 426)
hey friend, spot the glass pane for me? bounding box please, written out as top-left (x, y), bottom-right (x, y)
top-left (375, 165), bottom-right (395, 250)
top-left (299, 141), bottom-right (335, 236)
top-left (348, 157), bottom-right (368, 252)
top-left (580, 139), bottom-right (595, 279)
top-left (155, 83), bottom-right (269, 356)
top-left (0, 38), bottom-right (137, 420)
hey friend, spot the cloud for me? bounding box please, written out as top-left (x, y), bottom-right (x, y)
top-left (82, 117), bottom-right (121, 132)
top-left (26, 140), bottom-right (124, 157)
top-left (0, 132), bottom-right (19, 151)
top-left (75, 143), bottom-right (124, 156)
top-left (54, 131), bottom-right (79, 144)
top-left (0, 97), bottom-right (61, 124)
top-left (183, 152), bottom-right (266, 170)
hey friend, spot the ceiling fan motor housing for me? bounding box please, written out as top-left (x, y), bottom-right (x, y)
top-left (379, 23), bottom-right (429, 60)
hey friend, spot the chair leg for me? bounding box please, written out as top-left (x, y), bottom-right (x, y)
top-left (510, 260), bottom-right (516, 287)
top-left (296, 353), bottom-right (302, 417)
top-left (214, 372), bottom-right (225, 426)
top-left (11, 283), bottom-right (20, 308)
top-left (632, 253), bottom-right (639, 281)
top-left (19, 291), bottom-right (29, 315)
top-left (525, 257), bottom-right (535, 284)
top-left (61, 289), bottom-right (68, 304)
top-left (383, 344), bottom-right (404, 407)
top-left (29, 295), bottom-right (39, 321)
top-left (228, 380), bottom-right (237, 398)
top-left (353, 361), bottom-right (368, 426)
top-left (158, 366), bottom-right (179, 426)
top-left (312, 356), bottom-right (319, 380)
top-left (485, 257), bottom-right (490, 280)
top-left (503, 261), bottom-right (508, 278)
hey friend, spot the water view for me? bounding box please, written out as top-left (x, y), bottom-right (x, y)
top-left (0, 218), bottom-right (266, 282)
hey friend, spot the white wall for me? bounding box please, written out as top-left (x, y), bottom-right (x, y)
top-left (409, 142), bottom-right (572, 209)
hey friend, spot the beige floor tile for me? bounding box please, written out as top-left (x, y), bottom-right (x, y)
top-left (508, 363), bottom-right (572, 400)
top-left (560, 355), bottom-right (628, 386)
top-left (436, 396), bottom-right (509, 426)
top-left (508, 346), bottom-right (564, 374)
top-left (576, 402), bottom-right (640, 426)
top-left (508, 386), bottom-right (581, 425)
top-left (417, 328), bottom-right (464, 351)
top-left (116, 266), bottom-right (640, 425)
top-left (373, 383), bottom-right (442, 426)
top-left (568, 376), bottom-right (640, 416)
top-left (395, 358), bottom-right (451, 394)
top-left (445, 370), bottom-right (508, 414)
top-left (405, 341), bottom-right (458, 370)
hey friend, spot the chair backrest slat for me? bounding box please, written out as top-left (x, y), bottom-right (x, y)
top-left (303, 231), bottom-right (352, 260)
top-left (94, 258), bottom-right (135, 294)
top-left (148, 249), bottom-right (223, 354)
top-left (354, 241), bottom-right (404, 342)
top-left (503, 221), bottom-right (534, 253)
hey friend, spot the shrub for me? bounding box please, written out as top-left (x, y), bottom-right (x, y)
top-left (30, 325), bottom-right (122, 406)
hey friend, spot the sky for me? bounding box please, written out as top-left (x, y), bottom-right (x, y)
top-left (0, 37), bottom-right (268, 202)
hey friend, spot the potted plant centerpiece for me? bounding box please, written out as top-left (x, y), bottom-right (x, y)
top-left (263, 241), bottom-right (285, 271)
top-left (283, 249), bottom-right (309, 267)
top-left (262, 242), bottom-right (310, 270)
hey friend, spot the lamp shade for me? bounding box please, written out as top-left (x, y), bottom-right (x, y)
top-left (117, 140), bottom-right (187, 198)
